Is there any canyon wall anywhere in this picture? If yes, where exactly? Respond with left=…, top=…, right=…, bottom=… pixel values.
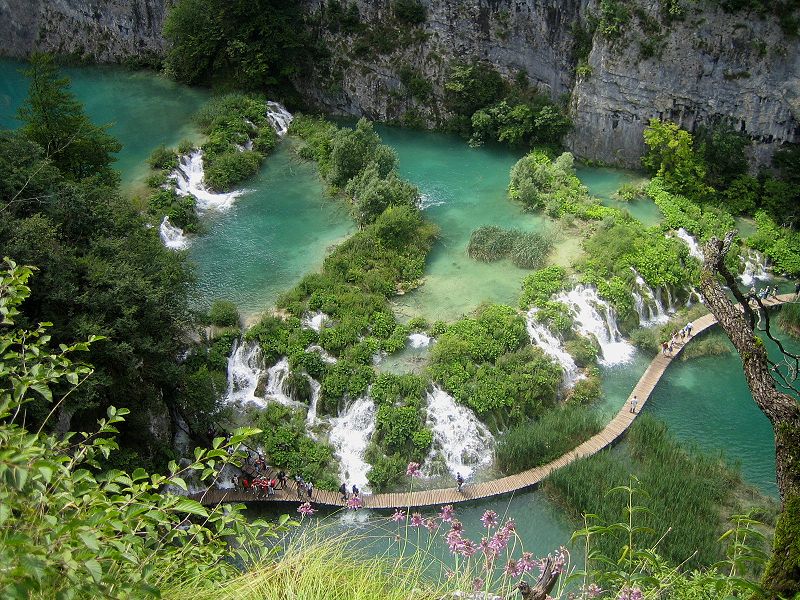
left=0, top=0, right=169, bottom=64
left=1, top=0, right=798, bottom=167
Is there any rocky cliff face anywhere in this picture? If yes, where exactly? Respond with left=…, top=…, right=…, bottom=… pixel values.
left=0, top=0, right=169, bottom=64
left=568, top=0, right=800, bottom=166
left=1, top=0, right=798, bottom=167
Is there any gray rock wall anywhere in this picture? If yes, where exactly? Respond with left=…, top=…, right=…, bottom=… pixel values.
left=1, top=0, right=798, bottom=167
left=0, top=0, right=169, bottom=63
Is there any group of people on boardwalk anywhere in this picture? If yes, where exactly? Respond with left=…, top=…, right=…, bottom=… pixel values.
left=660, top=322, right=694, bottom=356
left=338, top=482, right=361, bottom=501
left=750, top=285, right=779, bottom=304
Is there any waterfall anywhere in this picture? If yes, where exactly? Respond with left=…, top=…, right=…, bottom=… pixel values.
left=408, top=333, right=433, bottom=348
left=525, top=309, right=580, bottom=388
left=302, top=311, right=328, bottom=332
left=740, top=249, right=771, bottom=286
left=171, top=150, right=246, bottom=212
left=224, top=340, right=266, bottom=407
left=159, top=216, right=189, bottom=250
left=264, top=357, right=305, bottom=408
left=305, top=377, right=321, bottom=429
left=556, top=286, right=635, bottom=366
left=676, top=228, right=704, bottom=261
left=306, top=344, right=337, bottom=364
left=630, top=269, right=669, bottom=326
left=265, top=101, right=294, bottom=137
left=424, top=386, right=494, bottom=479
left=328, top=396, right=376, bottom=491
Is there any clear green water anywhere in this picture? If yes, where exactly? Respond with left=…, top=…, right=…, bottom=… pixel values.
left=187, top=144, right=354, bottom=317
left=575, top=165, right=662, bottom=226
left=0, top=59, right=208, bottom=194
left=1, top=61, right=781, bottom=551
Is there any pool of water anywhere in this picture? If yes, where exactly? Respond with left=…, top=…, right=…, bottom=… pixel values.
left=0, top=59, right=208, bottom=194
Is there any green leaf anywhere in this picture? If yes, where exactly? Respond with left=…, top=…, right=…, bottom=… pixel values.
left=173, top=498, right=209, bottom=518
left=79, top=531, right=100, bottom=552
left=84, top=558, right=102, bottom=583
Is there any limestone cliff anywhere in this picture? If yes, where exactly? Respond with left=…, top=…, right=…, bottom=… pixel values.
left=1, top=0, right=798, bottom=167
left=0, top=0, right=168, bottom=64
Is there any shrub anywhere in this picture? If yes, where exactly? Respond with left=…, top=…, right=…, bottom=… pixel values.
left=494, top=404, right=603, bottom=474
left=567, top=369, right=602, bottom=404
left=466, top=226, right=517, bottom=262
left=393, top=0, right=426, bottom=24
left=204, top=150, right=263, bottom=191
left=208, top=299, right=240, bottom=327
left=148, top=144, right=178, bottom=170
left=564, top=335, right=599, bottom=367
left=519, top=266, right=567, bottom=308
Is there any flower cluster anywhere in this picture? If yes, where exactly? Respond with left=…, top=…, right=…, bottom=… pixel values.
left=480, top=509, right=498, bottom=528
left=618, top=587, right=643, bottom=600
left=585, top=583, right=603, bottom=598
left=346, top=496, right=363, bottom=510
left=406, top=462, right=422, bottom=477
left=439, top=504, right=455, bottom=522
left=391, top=508, right=406, bottom=522
left=297, top=502, right=316, bottom=516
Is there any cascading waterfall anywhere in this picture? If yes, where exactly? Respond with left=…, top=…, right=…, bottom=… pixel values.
left=424, top=386, right=494, bottom=479
left=408, top=333, right=433, bottom=348
left=171, top=150, right=247, bottom=212
left=302, top=312, right=328, bottom=332
left=740, top=249, right=771, bottom=286
left=265, top=101, right=294, bottom=137
left=305, top=377, right=321, bottom=429
left=556, top=286, right=635, bottom=366
left=630, top=269, right=669, bottom=326
left=328, top=396, right=377, bottom=491
left=264, top=357, right=305, bottom=408
left=525, top=309, right=580, bottom=387
left=224, top=340, right=266, bottom=407
left=159, top=216, right=189, bottom=250
left=676, top=228, right=704, bottom=261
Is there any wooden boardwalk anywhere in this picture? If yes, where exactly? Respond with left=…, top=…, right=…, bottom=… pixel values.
left=191, top=294, right=793, bottom=510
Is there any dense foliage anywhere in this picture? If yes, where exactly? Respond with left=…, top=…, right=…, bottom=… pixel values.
left=1, top=60, right=197, bottom=469
left=444, top=60, right=572, bottom=148
left=467, top=226, right=553, bottom=269
left=0, top=261, right=281, bottom=598
left=547, top=415, right=762, bottom=569
left=193, top=93, right=279, bottom=191
left=495, top=405, right=603, bottom=474
left=163, top=0, right=316, bottom=91
left=508, top=151, right=616, bottom=220
left=427, top=304, right=562, bottom=429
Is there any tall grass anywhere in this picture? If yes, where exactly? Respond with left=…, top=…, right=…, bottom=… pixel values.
left=545, top=415, right=752, bottom=568
left=467, top=226, right=552, bottom=269
left=778, top=301, right=800, bottom=338
left=495, top=405, right=603, bottom=474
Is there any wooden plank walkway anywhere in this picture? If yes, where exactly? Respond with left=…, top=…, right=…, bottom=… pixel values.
left=191, top=294, right=793, bottom=510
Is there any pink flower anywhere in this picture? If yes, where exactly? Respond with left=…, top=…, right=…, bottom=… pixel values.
left=406, top=462, right=421, bottom=477
left=297, top=502, right=316, bottom=516
left=501, top=518, right=516, bottom=533
left=425, top=517, right=439, bottom=532
left=586, top=583, right=603, bottom=598
left=410, top=512, right=424, bottom=527
left=391, top=508, right=406, bottom=522
left=518, top=552, right=536, bottom=574
left=472, top=577, right=484, bottom=592
left=489, top=529, right=510, bottom=553
left=504, top=559, right=519, bottom=577
left=449, top=518, right=463, bottom=533
left=446, top=530, right=463, bottom=552
left=618, top=588, right=643, bottom=600
left=460, top=538, right=477, bottom=557
left=439, top=504, right=455, bottom=522
left=346, top=496, right=363, bottom=510
left=480, top=509, right=498, bottom=528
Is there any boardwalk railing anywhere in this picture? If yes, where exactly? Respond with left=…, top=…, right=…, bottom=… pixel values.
left=190, top=294, right=793, bottom=509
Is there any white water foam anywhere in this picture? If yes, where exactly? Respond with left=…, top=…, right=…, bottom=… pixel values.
left=525, top=309, right=580, bottom=388
left=159, top=216, right=189, bottom=250
left=266, top=101, right=294, bottom=137
left=329, top=396, right=376, bottom=492
left=556, top=285, right=635, bottom=366
left=172, top=150, right=247, bottom=212
left=302, top=312, right=328, bottom=332
left=630, top=269, right=670, bottom=326
left=224, top=340, right=266, bottom=407
left=424, top=386, right=494, bottom=479
left=740, top=249, right=771, bottom=286
left=676, top=228, right=704, bottom=261
left=408, top=333, right=433, bottom=348
left=264, top=357, right=305, bottom=409
left=306, top=377, right=321, bottom=429
left=419, top=193, right=445, bottom=210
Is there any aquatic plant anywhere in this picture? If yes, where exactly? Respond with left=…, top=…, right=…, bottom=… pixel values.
left=494, top=405, right=603, bottom=474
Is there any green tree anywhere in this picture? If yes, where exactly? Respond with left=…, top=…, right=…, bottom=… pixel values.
left=18, top=54, right=121, bottom=184
left=642, top=119, right=713, bottom=202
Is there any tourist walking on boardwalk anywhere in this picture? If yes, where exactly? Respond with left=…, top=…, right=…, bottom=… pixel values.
left=277, top=470, right=286, bottom=489
left=661, top=341, right=669, bottom=356
left=306, top=481, right=314, bottom=500
left=630, top=395, right=638, bottom=414
left=294, top=474, right=305, bottom=499
left=795, top=281, right=800, bottom=299
left=352, top=484, right=360, bottom=498
left=339, top=482, right=348, bottom=501
left=232, top=475, right=239, bottom=490
left=456, top=472, right=464, bottom=493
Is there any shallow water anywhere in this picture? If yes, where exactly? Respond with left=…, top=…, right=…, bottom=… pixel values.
left=0, top=59, right=208, bottom=194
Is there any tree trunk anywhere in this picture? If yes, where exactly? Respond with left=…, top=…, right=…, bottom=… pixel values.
left=700, top=233, right=800, bottom=597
